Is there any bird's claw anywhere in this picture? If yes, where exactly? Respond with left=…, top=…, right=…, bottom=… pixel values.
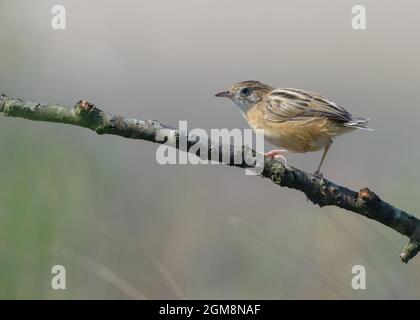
left=264, top=150, right=287, bottom=165
left=313, top=170, right=324, bottom=179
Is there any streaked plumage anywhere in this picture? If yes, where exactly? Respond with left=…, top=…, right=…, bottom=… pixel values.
left=215, top=80, right=371, bottom=176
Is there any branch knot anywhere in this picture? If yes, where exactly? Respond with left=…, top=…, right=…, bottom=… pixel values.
left=358, top=187, right=381, bottom=208
left=74, top=100, right=98, bottom=114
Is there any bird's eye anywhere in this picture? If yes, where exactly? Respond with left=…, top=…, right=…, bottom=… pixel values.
left=241, top=88, right=251, bottom=96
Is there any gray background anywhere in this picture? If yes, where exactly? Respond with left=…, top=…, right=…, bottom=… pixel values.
left=0, top=0, right=419, bottom=298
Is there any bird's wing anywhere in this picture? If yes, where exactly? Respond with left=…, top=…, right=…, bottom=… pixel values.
left=262, top=88, right=352, bottom=123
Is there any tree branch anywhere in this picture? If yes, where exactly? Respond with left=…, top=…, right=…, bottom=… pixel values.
left=1, top=93, right=419, bottom=263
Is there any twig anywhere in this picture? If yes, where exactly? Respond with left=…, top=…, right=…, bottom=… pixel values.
left=1, top=94, right=419, bottom=263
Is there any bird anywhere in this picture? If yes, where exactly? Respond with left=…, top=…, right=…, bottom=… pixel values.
left=215, top=80, right=372, bottom=177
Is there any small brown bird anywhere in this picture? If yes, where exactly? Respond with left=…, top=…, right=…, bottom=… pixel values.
left=215, top=80, right=371, bottom=177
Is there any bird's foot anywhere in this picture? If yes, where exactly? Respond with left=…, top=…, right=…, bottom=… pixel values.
left=313, top=170, right=324, bottom=179
left=264, top=149, right=287, bottom=165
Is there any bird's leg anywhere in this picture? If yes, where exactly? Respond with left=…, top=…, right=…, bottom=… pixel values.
left=264, top=149, right=287, bottom=165
left=313, top=142, right=332, bottom=178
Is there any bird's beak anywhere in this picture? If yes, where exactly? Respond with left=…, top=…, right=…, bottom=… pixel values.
left=214, top=90, right=233, bottom=98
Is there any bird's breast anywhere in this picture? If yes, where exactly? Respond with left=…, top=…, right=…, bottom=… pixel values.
left=245, top=107, right=343, bottom=153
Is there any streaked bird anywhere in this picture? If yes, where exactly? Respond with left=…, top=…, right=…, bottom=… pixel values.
left=215, top=80, right=372, bottom=177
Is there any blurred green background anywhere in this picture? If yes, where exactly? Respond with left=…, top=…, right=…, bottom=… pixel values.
left=0, top=0, right=419, bottom=299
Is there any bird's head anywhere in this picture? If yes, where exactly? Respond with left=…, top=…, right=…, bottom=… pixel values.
left=215, top=80, right=274, bottom=112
